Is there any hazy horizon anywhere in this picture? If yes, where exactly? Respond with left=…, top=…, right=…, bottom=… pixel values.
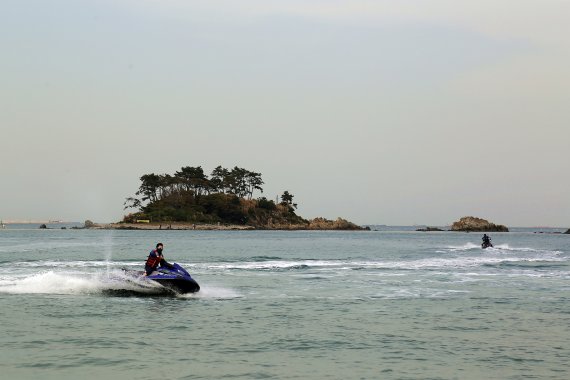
left=2, top=1, right=569, bottom=227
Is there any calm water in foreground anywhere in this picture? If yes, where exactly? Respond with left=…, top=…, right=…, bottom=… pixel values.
left=0, top=227, right=568, bottom=379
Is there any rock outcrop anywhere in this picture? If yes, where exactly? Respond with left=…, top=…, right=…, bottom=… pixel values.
left=84, top=220, right=98, bottom=229
left=416, top=227, right=444, bottom=232
left=252, top=217, right=368, bottom=230
left=450, top=216, right=509, bottom=232
left=564, top=229, right=570, bottom=234
left=307, top=217, right=367, bottom=230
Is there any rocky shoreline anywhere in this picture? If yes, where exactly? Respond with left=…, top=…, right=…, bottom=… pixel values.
left=90, top=217, right=369, bottom=231
left=96, top=222, right=254, bottom=231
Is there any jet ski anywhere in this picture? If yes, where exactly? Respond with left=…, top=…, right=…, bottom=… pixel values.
left=481, top=241, right=493, bottom=249
left=123, top=263, right=200, bottom=294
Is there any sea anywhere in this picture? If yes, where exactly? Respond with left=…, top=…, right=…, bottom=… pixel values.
left=0, top=224, right=568, bottom=379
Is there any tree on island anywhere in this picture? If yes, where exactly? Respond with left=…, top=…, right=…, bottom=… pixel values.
left=137, top=173, right=162, bottom=203
left=175, top=166, right=208, bottom=197
left=280, top=191, right=298, bottom=210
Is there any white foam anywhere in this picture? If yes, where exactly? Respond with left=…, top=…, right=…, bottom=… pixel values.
left=442, top=242, right=562, bottom=254
left=0, top=270, right=167, bottom=295
left=490, top=244, right=561, bottom=253
left=185, top=252, right=569, bottom=274
left=0, top=271, right=101, bottom=294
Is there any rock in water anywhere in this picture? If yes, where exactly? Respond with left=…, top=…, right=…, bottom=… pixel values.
left=307, top=217, right=366, bottom=230
left=416, top=227, right=444, bottom=232
left=450, top=216, right=509, bottom=232
left=564, top=229, right=570, bottom=234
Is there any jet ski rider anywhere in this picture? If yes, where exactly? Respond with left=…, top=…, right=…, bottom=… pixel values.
left=144, top=243, right=174, bottom=276
left=482, top=234, right=491, bottom=246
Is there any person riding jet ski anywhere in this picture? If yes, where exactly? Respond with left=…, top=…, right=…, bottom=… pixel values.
left=144, top=242, right=174, bottom=276
left=481, top=234, right=493, bottom=249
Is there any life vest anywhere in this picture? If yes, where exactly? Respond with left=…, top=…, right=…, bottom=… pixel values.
left=145, top=250, right=162, bottom=269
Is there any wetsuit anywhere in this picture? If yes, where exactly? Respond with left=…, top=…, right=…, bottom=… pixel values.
left=145, top=249, right=173, bottom=275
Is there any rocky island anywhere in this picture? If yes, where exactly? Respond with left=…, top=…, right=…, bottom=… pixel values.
left=450, top=216, right=509, bottom=232
left=115, top=165, right=367, bottom=231
left=415, top=227, right=445, bottom=232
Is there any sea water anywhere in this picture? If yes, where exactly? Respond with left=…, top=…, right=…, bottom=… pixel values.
left=0, top=227, right=568, bottom=379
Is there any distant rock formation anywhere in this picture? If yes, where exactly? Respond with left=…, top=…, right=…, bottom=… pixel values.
left=307, top=217, right=367, bottom=230
left=564, top=229, right=570, bottom=234
left=450, top=216, right=509, bottom=232
left=256, top=217, right=368, bottom=230
left=84, top=220, right=97, bottom=229
left=416, top=227, right=444, bottom=232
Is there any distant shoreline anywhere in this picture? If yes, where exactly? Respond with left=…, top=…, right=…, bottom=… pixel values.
left=1, top=221, right=69, bottom=224
left=91, top=221, right=370, bottom=231
left=1, top=222, right=567, bottom=233
left=96, top=222, right=254, bottom=231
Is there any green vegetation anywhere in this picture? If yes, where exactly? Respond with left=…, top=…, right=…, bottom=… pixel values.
left=123, top=165, right=306, bottom=227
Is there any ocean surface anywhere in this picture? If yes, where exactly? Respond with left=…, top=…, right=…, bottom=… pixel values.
left=0, top=226, right=568, bottom=379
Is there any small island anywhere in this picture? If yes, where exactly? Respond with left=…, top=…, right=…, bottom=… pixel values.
left=450, top=216, right=509, bottom=232
left=113, top=165, right=367, bottom=231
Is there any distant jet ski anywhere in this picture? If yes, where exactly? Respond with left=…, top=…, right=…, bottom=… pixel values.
left=123, top=263, right=200, bottom=294
left=481, top=234, right=493, bottom=249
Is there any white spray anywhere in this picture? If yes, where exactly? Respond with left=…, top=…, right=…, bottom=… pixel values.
left=102, top=231, right=114, bottom=277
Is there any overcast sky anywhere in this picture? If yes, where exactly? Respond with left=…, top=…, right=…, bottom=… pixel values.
left=1, top=0, right=569, bottom=226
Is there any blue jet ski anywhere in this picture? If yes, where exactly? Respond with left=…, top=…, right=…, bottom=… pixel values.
left=123, top=263, right=200, bottom=294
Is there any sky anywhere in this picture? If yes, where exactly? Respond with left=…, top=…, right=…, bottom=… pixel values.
left=1, top=0, right=569, bottom=226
